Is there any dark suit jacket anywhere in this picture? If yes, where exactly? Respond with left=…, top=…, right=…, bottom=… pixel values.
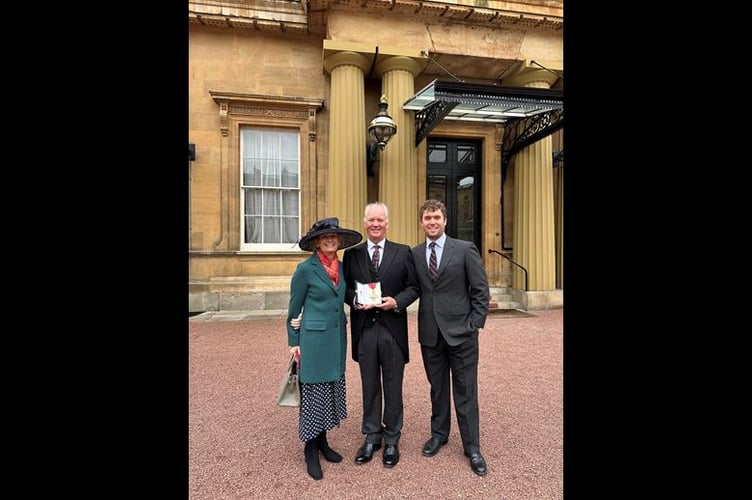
left=343, top=240, right=419, bottom=363
left=411, top=236, right=489, bottom=347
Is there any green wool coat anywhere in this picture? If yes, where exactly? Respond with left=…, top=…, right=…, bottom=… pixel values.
left=286, top=253, right=348, bottom=384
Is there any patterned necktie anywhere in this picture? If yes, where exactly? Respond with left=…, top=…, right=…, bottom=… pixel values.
left=428, top=242, right=438, bottom=280
left=372, top=244, right=380, bottom=269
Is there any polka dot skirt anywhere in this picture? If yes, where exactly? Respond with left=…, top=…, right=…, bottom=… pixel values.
left=298, top=375, right=347, bottom=442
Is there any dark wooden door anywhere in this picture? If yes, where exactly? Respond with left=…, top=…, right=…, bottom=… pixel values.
left=426, top=139, right=482, bottom=250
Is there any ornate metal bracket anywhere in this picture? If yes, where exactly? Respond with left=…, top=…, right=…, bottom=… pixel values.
left=501, top=108, right=564, bottom=181
left=414, top=100, right=458, bottom=146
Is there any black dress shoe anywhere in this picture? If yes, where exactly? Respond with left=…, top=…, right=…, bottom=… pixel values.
left=421, top=436, right=448, bottom=456
left=354, top=442, right=381, bottom=464
left=466, top=452, right=487, bottom=476
left=382, top=444, right=400, bottom=468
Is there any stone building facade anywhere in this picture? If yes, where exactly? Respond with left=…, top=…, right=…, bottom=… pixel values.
left=188, top=0, right=564, bottom=312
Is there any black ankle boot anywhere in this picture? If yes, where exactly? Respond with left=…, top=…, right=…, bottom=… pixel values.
left=304, top=439, right=322, bottom=480
left=317, top=431, right=343, bottom=463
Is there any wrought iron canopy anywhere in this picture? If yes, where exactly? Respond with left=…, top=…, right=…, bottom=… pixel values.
left=403, top=79, right=563, bottom=147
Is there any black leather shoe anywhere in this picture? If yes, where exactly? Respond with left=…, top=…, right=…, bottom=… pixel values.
left=421, top=436, right=448, bottom=456
left=466, top=452, right=487, bottom=476
left=354, top=442, right=381, bottom=464
left=382, top=444, right=399, bottom=468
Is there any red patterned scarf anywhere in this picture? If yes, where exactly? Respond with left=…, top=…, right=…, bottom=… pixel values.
left=317, top=251, right=339, bottom=286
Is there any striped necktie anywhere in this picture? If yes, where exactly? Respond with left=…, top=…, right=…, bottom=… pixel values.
left=372, top=244, right=380, bottom=269
left=429, top=242, right=438, bottom=280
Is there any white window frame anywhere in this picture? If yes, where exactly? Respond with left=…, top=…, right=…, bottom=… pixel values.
left=240, top=127, right=301, bottom=251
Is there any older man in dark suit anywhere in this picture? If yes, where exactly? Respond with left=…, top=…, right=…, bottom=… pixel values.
left=343, top=202, right=419, bottom=468
left=411, top=199, right=490, bottom=476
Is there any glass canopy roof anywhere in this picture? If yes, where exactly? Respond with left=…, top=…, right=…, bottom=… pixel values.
left=403, top=79, right=563, bottom=124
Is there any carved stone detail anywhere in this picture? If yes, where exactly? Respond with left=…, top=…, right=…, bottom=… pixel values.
left=229, top=104, right=308, bottom=120
left=308, top=110, right=317, bottom=142
left=219, top=102, right=229, bottom=137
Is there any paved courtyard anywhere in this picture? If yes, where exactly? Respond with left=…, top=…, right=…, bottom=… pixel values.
left=189, top=308, right=563, bottom=499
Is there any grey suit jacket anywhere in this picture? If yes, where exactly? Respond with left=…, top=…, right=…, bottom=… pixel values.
left=411, top=236, right=489, bottom=347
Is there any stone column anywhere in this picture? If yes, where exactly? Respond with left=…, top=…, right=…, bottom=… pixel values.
left=373, top=56, right=423, bottom=246
left=505, top=69, right=559, bottom=291
left=323, top=51, right=370, bottom=230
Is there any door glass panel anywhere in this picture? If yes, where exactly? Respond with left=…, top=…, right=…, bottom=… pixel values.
left=456, top=175, right=475, bottom=242
left=427, top=175, right=447, bottom=203
left=457, top=145, right=476, bottom=164
left=428, top=144, right=447, bottom=163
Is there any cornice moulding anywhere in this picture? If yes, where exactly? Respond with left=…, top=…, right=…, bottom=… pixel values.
left=189, top=0, right=563, bottom=34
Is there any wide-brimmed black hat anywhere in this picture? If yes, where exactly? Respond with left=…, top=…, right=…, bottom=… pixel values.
left=298, top=217, right=363, bottom=251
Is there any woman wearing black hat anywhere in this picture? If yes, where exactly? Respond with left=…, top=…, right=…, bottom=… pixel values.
left=285, top=217, right=363, bottom=480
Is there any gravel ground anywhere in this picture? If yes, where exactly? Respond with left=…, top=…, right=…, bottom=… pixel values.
left=189, top=309, right=563, bottom=499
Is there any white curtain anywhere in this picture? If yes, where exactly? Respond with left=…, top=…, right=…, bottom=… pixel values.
left=241, top=128, right=299, bottom=244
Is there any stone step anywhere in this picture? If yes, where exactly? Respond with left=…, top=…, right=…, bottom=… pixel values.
left=488, top=285, right=521, bottom=310
left=489, top=300, right=522, bottom=310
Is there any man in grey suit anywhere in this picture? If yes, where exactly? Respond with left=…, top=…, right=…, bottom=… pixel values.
left=411, top=199, right=490, bottom=476
left=343, top=202, right=419, bottom=468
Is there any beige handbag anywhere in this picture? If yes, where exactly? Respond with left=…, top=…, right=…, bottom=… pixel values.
left=276, top=355, right=300, bottom=407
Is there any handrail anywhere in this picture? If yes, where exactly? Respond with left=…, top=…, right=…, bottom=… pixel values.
left=488, top=249, right=528, bottom=291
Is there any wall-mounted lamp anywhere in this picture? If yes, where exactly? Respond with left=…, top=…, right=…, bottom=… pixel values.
left=368, top=95, right=397, bottom=149
left=366, top=95, right=397, bottom=176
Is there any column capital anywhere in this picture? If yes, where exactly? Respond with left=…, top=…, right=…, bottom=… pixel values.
left=323, top=50, right=371, bottom=75
left=373, top=55, right=424, bottom=79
